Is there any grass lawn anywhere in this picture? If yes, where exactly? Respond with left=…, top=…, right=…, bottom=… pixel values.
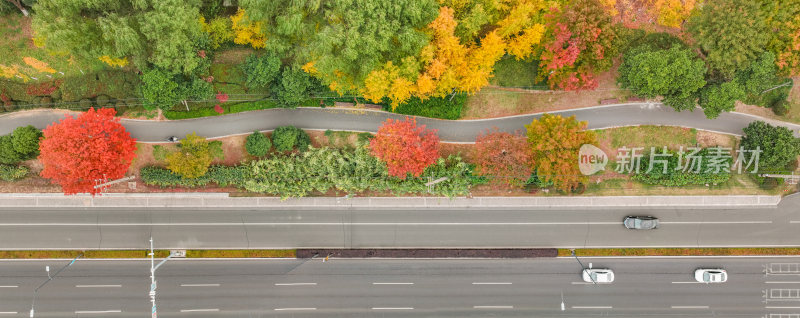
left=0, top=15, right=106, bottom=82
left=489, top=55, right=546, bottom=88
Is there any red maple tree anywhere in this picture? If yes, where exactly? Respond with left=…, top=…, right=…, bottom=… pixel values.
left=473, top=129, right=532, bottom=188
left=369, top=117, right=440, bottom=179
left=38, top=107, right=137, bottom=195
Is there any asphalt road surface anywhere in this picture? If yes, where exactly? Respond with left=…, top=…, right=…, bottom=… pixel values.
left=2, top=104, right=799, bottom=142
left=1, top=194, right=799, bottom=250
left=0, top=257, right=797, bottom=317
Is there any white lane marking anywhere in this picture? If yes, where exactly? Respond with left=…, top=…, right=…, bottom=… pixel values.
left=766, top=306, right=800, bottom=309
left=671, top=281, right=703, bottom=284
left=76, top=285, right=121, bottom=288
left=274, top=308, right=316, bottom=311
left=180, top=284, right=220, bottom=287
left=180, top=309, right=219, bottom=312
left=571, top=306, right=612, bottom=309
left=767, top=282, right=800, bottom=284
left=472, top=282, right=512, bottom=285
left=661, top=221, right=772, bottom=224
left=671, top=306, right=709, bottom=309
left=373, top=282, right=414, bottom=285
left=74, top=310, right=122, bottom=314
left=0, top=286, right=17, bottom=288
left=474, top=306, right=513, bottom=309
left=372, top=307, right=414, bottom=310
left=275, top=283, right=316, bottom=286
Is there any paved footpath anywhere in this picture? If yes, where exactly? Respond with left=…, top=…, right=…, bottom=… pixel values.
left=1, top=103, right=800, bottom=142
left=0, top=193, right=781, bottom=208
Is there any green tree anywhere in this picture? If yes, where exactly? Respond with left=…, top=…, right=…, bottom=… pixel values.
left=740, top=121, right=800, bottom=172
left=165, top=133, right=223, bottom=178
left=687, top=0, right=768, bottom=79
left=140, top=68, right=181, bottom=110
left=273, top=67, right=312, bottom=108
left=33, top=0, right=206, bottom=75
left=242, top=0, right=438, bottom=94
left=0, top=136, right=22, bottom=165
left=242, top=53, right=281, bottom=89
left=245, top=131, right=271, bottom=157
left=618, top=47, right=707, bottom=111
left=271, top=126, right=310, bottom=152
left=10, top=125, right=42, bottom=159
left=698, top=81, right=746, bottom=119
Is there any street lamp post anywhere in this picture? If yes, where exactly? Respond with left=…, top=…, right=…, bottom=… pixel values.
left=30, top=254, right=82, bottom=317
left=149, top=237, right=176, bottom=318
left=571, top=249, right=597, bottom=285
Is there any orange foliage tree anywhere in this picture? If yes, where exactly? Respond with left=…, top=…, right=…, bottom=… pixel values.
left=38, top=108, right=137, bottom=195
left=538, top=0, right=617, bottom=91
left=473, top=128, right=532, bottom=188
left=525, top=114, right=596, bottom=192
left=369, top=117, right=440, bottom=179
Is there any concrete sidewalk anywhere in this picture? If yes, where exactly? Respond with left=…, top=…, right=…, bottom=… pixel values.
left=0, top=193, right=781, bottom=208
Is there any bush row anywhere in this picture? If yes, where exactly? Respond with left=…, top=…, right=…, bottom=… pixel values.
left=0, top=164, right=29, bottom=182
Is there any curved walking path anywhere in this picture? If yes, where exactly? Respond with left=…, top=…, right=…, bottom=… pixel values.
left=1, top=103, right=799, bottom=143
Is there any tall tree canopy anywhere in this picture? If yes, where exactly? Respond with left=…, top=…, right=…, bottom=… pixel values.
left=525, top=114, right=595, bottom=192
left=473, top=129, right=532, bottom=188
left=33, top=0, right=207, bottom=75
left=369, top=117, right=440, bottom=179
left=687, top=0, right=768, bottom=80
left=38, top=108, right=137, bottom=195
left=538, top=0, right=617, bottom=90
left=740, top=121, right=800, bottom=173
left=618, top=47, right=706, bottom=112
left=760, top=0, right=800, bottom=76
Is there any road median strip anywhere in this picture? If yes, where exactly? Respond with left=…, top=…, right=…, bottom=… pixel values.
left=560, top=248, right=800, bottom=257
left=0, top=249, right=295, bottom=259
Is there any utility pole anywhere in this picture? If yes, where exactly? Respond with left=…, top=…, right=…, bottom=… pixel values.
left=149, top=237, right=176, bottom=318
left=30, top=254, right=82, bottom=317
left=571, top=249, right=596, bottom=285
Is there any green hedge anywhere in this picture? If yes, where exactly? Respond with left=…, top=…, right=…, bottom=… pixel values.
left=163, top=100, right=279, bottom=120
left=140, top=165, right=248, bottom=188
left=629, top=148, right=731, bottom=186
left=387, top=94, right=466, bottom=120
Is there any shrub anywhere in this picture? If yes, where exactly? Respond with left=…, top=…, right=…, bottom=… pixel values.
left=141, top=165, right=247, bottom=188
left=772, top=100, right=789, bottom=115
left=95, top=95, right=110, bottom=107
left=11, top=125, right=42, bottom=159
left=0, top=164, right=28, bottom=182
left=272, top=126, right=310, bottom=152
left=760, top=177, right=781, bottom=190
left=3, top=102, right=17, bottom=112
left=0, top=135, right=23, bottom=165
left=242, top=53, right=281, bottom=89
left=165, top=133, right=220, bottom=179
left=78, top=98, right=92, bottom=109
left=40, top=96, right=53, bottom=107
left=245, top=131, right=271, bottom=157
left=140, top=68, right=180, bottom=110
left=114, top=100, right=127, bottom=110
left=152, top=145, right=168, bottom=161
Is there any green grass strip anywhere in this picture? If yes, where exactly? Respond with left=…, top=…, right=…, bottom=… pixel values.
left=559, top=248, right=800, bottom=257
left=0, top=250, right=295, bottom=259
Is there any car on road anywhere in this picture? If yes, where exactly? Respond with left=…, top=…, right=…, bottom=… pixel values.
left=582, top=268, right=615, bottom=283
left=623, top=216, right=659, bottom=229
left=695, top=269, right=727, bottom=283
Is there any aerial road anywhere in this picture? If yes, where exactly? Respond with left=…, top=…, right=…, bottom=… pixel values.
left=0, top=194, right=799, bottom=249
left=0, top=257, right=797, bottom=317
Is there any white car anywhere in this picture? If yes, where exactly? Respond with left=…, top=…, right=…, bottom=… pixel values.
left=695, top=269, right=727, bottom=283
left=582, top=268, right=615, bottom=283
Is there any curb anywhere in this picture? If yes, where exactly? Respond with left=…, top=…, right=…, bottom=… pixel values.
left=0, top=193, right=782, bottom=208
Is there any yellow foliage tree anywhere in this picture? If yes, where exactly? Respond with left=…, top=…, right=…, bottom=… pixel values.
left=23, top=57, right=56, bottom=73
left=98, top=55, right=128, bottom=68
left=231, top=9, right=267, bottom=49
left=650, top=0, right=701, bottom=28
left=525, top=114, right=596, bottom=192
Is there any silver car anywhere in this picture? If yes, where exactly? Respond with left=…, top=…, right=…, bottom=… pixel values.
left=623, top=216, right=659, bottom=229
